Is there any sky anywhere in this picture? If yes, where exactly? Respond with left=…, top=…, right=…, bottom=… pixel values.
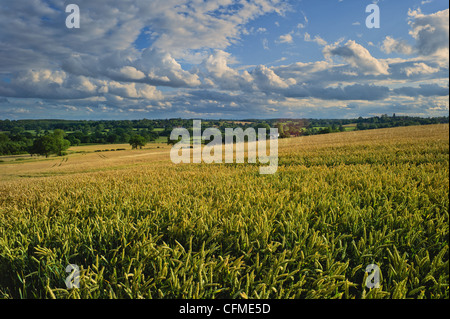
left=0, top=0, right=448, bottom=120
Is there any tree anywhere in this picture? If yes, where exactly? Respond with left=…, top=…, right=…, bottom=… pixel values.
left=167, top=135, right=183, bottom=145
left=129, top=135, right=147, bottom=149
left=30, top=130, right=70, bottom=157
left=0, top=133, right=9, bottom=143
left=35, top=127, right=42, bottom=137
left=53, top=129, right=71, bottom=156
left=30, top=135, right=56, bottom=157
left=67, top=134, right=81, bottom=146
left=356, top=122, right=366, bottom=131
left=106, top=133, right=119, bottom=143
left=254, top=122, right=271, bottom=130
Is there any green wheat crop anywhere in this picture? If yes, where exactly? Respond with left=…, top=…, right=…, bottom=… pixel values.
left=0, top=124, right=448, bottom=299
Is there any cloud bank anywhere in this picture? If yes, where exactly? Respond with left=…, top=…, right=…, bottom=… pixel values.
left=0, top=1, right=448, bottom=119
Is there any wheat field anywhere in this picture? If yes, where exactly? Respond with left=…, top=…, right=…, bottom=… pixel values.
left=0, top=124, right=448, bottom=299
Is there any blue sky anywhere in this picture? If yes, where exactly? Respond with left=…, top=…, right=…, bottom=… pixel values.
left=0, top=0, right=448, bottom=120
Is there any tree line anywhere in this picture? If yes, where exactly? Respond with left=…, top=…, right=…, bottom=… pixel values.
left=272, top=115, right=449, bottom=138
left=0, top=115, right=448, bottom=156
left=0, top=126, right=157, bottom=156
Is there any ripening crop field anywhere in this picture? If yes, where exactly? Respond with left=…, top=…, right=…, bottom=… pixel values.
left=0, top=124, right=448, bottom=299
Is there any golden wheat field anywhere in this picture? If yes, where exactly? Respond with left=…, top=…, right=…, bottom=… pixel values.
left=0, top=124, right=448, bottom=299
